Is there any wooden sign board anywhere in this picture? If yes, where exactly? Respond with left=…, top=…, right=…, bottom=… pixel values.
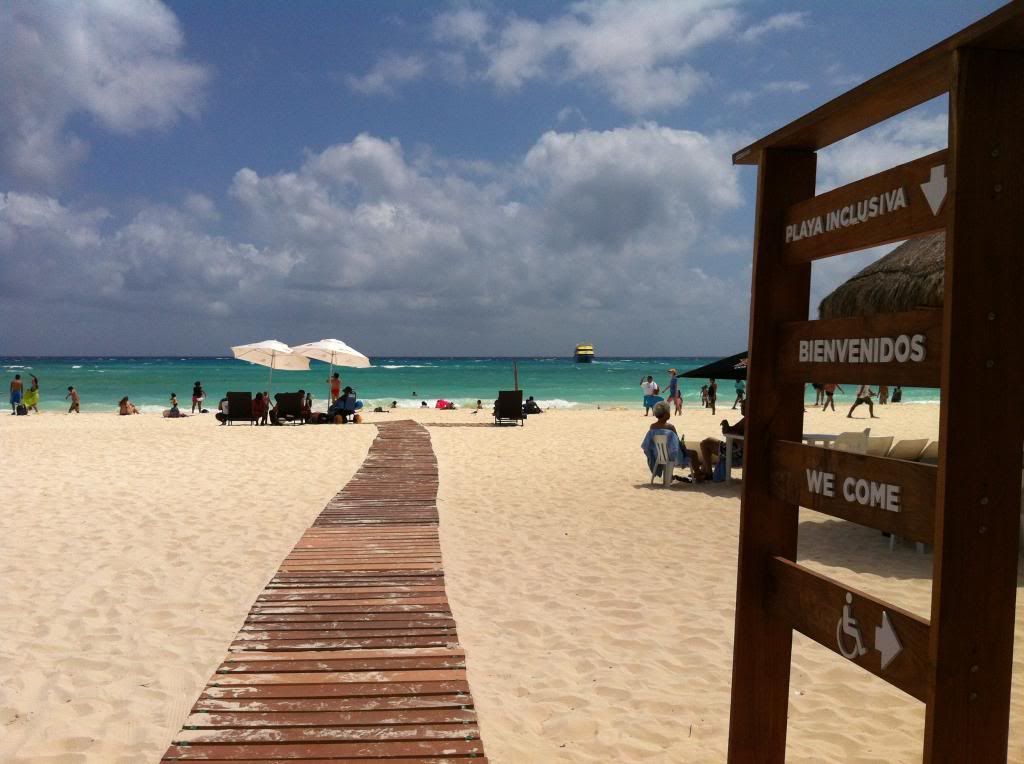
left=770, top=441, right=936, bottom=543
left=783, top=151, right=948, bottom=262
left=767, top=557, right=931, bottom=701
left=777, top=309, right=942, bottom=387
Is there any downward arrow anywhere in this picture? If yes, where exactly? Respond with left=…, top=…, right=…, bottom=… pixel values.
left=875, top=611, right=903, bottom=670
left=920, top=164, right=947, bottom=215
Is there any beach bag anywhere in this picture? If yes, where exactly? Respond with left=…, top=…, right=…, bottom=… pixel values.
left=15, top=404, right=27, bottom=415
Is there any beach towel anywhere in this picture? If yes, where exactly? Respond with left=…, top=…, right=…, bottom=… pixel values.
left=643, top=394, right=664, bottom=409
left=641, top=429, right=684, bottom=476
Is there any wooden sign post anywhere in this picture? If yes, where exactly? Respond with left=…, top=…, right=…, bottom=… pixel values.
left=727, top=4, right=1024, bottom=762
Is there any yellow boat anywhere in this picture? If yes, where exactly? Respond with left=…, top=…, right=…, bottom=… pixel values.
left=574, top=343, right=595, bottom=363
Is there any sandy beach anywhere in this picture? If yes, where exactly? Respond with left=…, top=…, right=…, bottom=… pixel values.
left=1, top=404, right=1021, bottom=762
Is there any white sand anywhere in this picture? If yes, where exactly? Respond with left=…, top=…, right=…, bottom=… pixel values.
left=0, top=404, right=1021, bottom=762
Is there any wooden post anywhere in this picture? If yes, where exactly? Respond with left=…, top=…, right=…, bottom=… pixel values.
left=727, top=148, right=816, bottom=761
left=924, top=46, right=1024, bottom=762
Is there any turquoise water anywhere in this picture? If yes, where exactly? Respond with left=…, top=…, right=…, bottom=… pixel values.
left=2, top=356, right=940, bottom=413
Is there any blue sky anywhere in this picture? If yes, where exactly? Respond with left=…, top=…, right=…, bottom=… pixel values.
left=0, top=0, right=1003, bottom=356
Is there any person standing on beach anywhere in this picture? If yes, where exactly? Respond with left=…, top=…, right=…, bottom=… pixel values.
left=23, top=375, right=40, bottom=413
left=878, top=384, right=889, bottom=405
left=666, top=369, right=682, bottom=415
left=65, top=386, right=80, bottom=413
left=847, top=384, right=878, bottom=418
left=812, top=383, right=825, bottom=407
left=822, top=382, right=844, bottom=411
left=328, top=372, right=341, bottom=404
left=892, top=385, right=903, bottom=403
left=640, top=375, right=660, bottom=416
left=707, top=378, right=718, bottom=416
left=733, top=379, right=745, bottom=409
left=9, top=373, right=23, bottom=414
left=191, top=381, right=205, bottom=413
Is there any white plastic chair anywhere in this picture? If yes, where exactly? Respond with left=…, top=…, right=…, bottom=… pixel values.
left=651, top=432, right=675, bottom=487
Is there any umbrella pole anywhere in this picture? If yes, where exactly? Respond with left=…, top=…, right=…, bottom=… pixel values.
left=513, top=361, right=519, bottom=391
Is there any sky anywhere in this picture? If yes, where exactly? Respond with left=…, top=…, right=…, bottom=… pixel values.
left=0, top=0, right=1005, bottom=357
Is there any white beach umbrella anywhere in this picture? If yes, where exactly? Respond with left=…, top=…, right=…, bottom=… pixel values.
left=292, top=338, right=371, bottom=397
left=231, top=339, right=310, bottom=392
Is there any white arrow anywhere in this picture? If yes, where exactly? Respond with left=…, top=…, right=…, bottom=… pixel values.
left=920, top=164, right=947, bottom=216
left=875, top=611, right=903, bottom=670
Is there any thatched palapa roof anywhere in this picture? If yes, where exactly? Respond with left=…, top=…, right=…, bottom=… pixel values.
left=818, top=232, right=945, bottom=320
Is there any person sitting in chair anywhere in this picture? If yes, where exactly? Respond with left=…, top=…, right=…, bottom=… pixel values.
left=327, top=386, right=358, bottom=422
left=696, top=399, right=746, bottom=480
left=642, top=401, right=700, bottom=481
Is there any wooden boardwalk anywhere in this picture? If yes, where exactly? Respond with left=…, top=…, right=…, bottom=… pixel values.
left=163, top=421, right=487, bottom=762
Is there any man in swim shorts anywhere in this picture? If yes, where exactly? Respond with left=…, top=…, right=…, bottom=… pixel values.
left=65, top=386, right=80, bottom=413
left=10, top=373, right=24, bottom=414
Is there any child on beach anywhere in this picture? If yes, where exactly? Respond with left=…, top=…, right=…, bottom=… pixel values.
left=119, top=396, right=140, bottom=415
left=65, top=386, right=80, bottom=413
left=328, top=373, right=341, bottom=404
left=252, top=392, right=268, bottom=425
left=164, top=393, right=183, bottom=418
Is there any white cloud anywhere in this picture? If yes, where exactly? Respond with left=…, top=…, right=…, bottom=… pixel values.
left=434, top=0, right=741, bottom=115
left=727, top=79, right=808, bottom=106
left=816, top=111, right=947, bottom=192
left=763, top=80, right=809, bottom=94
left=2, top=125, right=750, bottom=353
left=739, top=11, right=808, bottom=42
left=810, top=109, right=948, bottom=316
left=432, top=8, right=490, bottom=45
left=345, top=55, right=426, bottom=96
left=0, top=0, right=208, bottom=186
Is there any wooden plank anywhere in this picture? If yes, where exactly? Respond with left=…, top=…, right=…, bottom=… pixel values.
left=184, top=708, right=476, bottom=728
left=925, top=47, right=1024, bottom=763
left=163, top=739, right=484, bottom=760
left=174, top=723, right=478, bottom=743
left=733, top=2, right=1024, bottom=164
left=210, top=670, right=467, bottom=686
left=783, top=151, right=948, bottom=262
left=221, top=648, right=465, bottom=662
left=192, top=696, right=472, bottom=713
left=767, top=558, right=931, bottom=701
left=777, top=309, right=943, bottom=387
left=727, top=147, right=817, bottom=761
left=770, top=441, right=936, bottom=542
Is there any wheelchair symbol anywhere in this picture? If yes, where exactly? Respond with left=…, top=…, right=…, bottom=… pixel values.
left=836, top=593, right=868, bottom=659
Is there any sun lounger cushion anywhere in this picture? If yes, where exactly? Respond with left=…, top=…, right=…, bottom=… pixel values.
left=918, top=441, right=940, bottom=464
left=866, top=435, right=895, bottom=457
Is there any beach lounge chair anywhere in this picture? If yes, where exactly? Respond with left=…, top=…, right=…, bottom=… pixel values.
left=830, top=428, right=870, bottom=454
left=886, top=438, right=929, bottom=461
left=493, top=390, right=525, bottom=426
left=226, top=391, right=255, bottom=425
left=917, top=441, right=940, bottom=465
left=274, top=392, right=305, bottom=424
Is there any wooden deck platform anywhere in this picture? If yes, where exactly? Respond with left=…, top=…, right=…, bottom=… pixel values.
left=163, top=421, right=487, bottom=762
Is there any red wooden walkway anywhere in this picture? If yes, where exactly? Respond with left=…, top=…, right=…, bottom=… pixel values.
left=163, top=421, right=487, bottom=762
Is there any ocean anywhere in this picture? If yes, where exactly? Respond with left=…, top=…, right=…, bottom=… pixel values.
left=1, top=356, right=940, bottom=414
